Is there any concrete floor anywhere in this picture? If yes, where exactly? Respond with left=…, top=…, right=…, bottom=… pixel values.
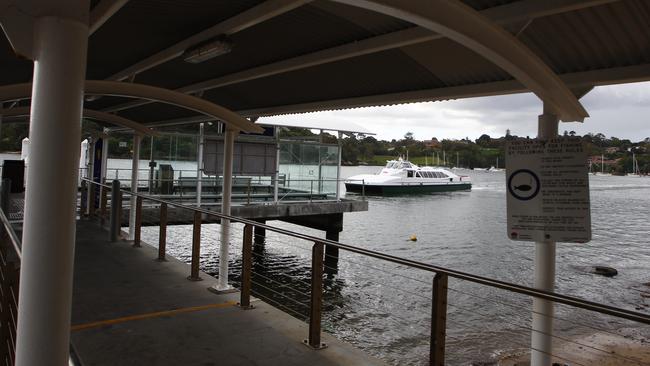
left=71, top=220, right=384, bottom=366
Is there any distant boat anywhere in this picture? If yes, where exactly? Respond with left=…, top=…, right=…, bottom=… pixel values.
left=345, top=158, right=471, bottom=195
left=489, top=157, right=504, bottom=172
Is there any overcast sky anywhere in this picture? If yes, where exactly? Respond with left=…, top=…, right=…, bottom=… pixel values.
left=261, top=81, right=650, bottom=142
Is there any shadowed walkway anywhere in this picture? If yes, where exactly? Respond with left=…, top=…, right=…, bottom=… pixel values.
left=70, top=220, right=384, bottom=366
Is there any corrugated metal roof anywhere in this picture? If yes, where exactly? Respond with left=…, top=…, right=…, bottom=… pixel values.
left=2, top=0, right=649, bottom=124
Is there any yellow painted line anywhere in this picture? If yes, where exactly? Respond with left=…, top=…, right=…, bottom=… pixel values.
left=71, top=301, right=238, bottom=332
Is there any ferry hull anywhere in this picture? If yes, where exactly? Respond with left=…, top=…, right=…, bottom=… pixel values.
left=345, top=182, right=471, bottom=195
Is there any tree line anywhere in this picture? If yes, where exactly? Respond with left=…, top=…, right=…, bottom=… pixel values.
left=2, top=122, right=648, bottom=175
left=339, top=130, right=650, bottom=175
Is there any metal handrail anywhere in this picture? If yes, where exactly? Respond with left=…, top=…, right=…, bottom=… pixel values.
left=82, top=177, right=650, bottom=325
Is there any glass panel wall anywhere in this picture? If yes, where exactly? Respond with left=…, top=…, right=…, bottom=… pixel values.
left=279, top=141, right=340, bottom=200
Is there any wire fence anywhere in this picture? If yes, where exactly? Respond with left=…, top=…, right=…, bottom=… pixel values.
left=80, top=178, right=650, bottom=366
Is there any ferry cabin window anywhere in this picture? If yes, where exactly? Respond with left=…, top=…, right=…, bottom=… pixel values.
left=407, top=170, right=413, bottom=178
left=401, top=163, right=412, bottom=169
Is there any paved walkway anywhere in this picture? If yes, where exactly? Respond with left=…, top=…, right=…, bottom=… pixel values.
left=71, top=220, right=384, bottom=366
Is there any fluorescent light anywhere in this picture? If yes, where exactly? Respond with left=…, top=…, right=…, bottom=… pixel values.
left=183, top=37, right=232, bottom=64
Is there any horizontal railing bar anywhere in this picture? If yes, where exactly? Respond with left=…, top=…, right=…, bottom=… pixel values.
left=81, top=178, right=650, bottom=325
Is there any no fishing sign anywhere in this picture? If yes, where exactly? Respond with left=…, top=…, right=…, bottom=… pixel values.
left=505, top=137, right=591, bottom=243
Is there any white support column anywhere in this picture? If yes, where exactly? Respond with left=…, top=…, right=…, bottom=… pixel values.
left=531, top=103, right=559, bottom=366
left=196, top=122, right=204, bottom=207
left=336, top=131, right=342, bottom=200
left=128, top=134, right=141, bottom=240
left=215, top=127, right=237, bottom=291
left=101, top=134, right=109, bottom=183
left=86, top=138, right=95, bottom=214
left=16, top=11, right=89, bottom=366
left=273, top=126, right=279, bottom=203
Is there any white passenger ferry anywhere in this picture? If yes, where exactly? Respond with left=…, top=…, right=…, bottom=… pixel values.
left=345, top=158, right=471, bottom=195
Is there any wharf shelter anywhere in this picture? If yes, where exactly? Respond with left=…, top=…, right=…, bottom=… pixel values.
left=0, top=1, right=649, bottom=365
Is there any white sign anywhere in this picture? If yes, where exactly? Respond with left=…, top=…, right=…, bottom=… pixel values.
left=506, top=137, right=591, bottom=243
left=119, top=141, right=128, bottom=148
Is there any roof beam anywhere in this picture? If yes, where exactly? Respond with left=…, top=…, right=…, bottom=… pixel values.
left=233, top=64, right=650, bottom=118
left=0, top=81, right=263, bottom=133
left=333, top=0, right=588, bottom=121
left=102, top=0, right=617, bottom=113
left=105, top=0, right=310, bottom=82
left=89, top=0, right=128, bottom=35
left=0, top=106, right=157, bottom=136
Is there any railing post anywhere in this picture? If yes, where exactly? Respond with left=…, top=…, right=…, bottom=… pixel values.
left=133, top=196, right=143, bottom=247
left=362, top=179, right=366, bottom=200
left=305, top=241, right=326, bottom=349
left=87, top=181, right=96, bottom=218
left=247, top=179, right=252, bottom=205
left=79, top=180, right=87, bottom=216
left=157, top=202, right=167, bottom=261
left=100, top=184, right=108, bottom=226
left=110, top=180, right=121, bottom=242
left=430, top=273, right=448, bottom=366
left=239, top=224, right=253, bottom=309
left=188, top=210, right=202, bottom=281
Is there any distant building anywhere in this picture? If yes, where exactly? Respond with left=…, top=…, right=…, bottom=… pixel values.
left=605, top=147, right=619, bottom=154
left=424, top=138, right=440, bottom=148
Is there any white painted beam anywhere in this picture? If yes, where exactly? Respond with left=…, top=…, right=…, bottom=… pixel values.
left=0, top=80, right=263, bottom=133
left=105, top=0, right=311, bottom=82
left=100, top=0, right=618, bottom=113
left=89, top=0, right=128, bottom=35
left=0, top=106, right=157, bottom=136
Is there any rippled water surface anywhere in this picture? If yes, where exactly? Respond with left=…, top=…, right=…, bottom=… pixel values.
left=142, top=167, right=650, bottom=365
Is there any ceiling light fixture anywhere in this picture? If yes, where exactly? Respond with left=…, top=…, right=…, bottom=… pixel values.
left=183, top=36, right=233, bottom=64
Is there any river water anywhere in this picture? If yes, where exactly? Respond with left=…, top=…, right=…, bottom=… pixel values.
left=136, top=166, right=650, bottom=365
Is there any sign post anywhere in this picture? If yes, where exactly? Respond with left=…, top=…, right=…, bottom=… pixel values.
left=506, top=113, right=591, bottom=366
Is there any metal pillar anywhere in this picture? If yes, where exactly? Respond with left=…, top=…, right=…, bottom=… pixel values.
left=336, top=131, right=342, bottom=200
left=325, top=230, right=340, bottom=259
left=148, top=135, right=155, bottom=194
left=273, top=126, right=279, bottom=203
left=128, top=134, right=141, bottom=240
left=196, top=123, right=204, bottom=207
left=215, top=128, right=237, bottom=291
left=101, top=134, right=108, bottom=184
left=85, top=138, right=95, bottom=215
left=531, top=103, right=558, bottom=366
left=254, top=220, right=266, bottom=245
left=15, top=10, right=89, bottom=366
